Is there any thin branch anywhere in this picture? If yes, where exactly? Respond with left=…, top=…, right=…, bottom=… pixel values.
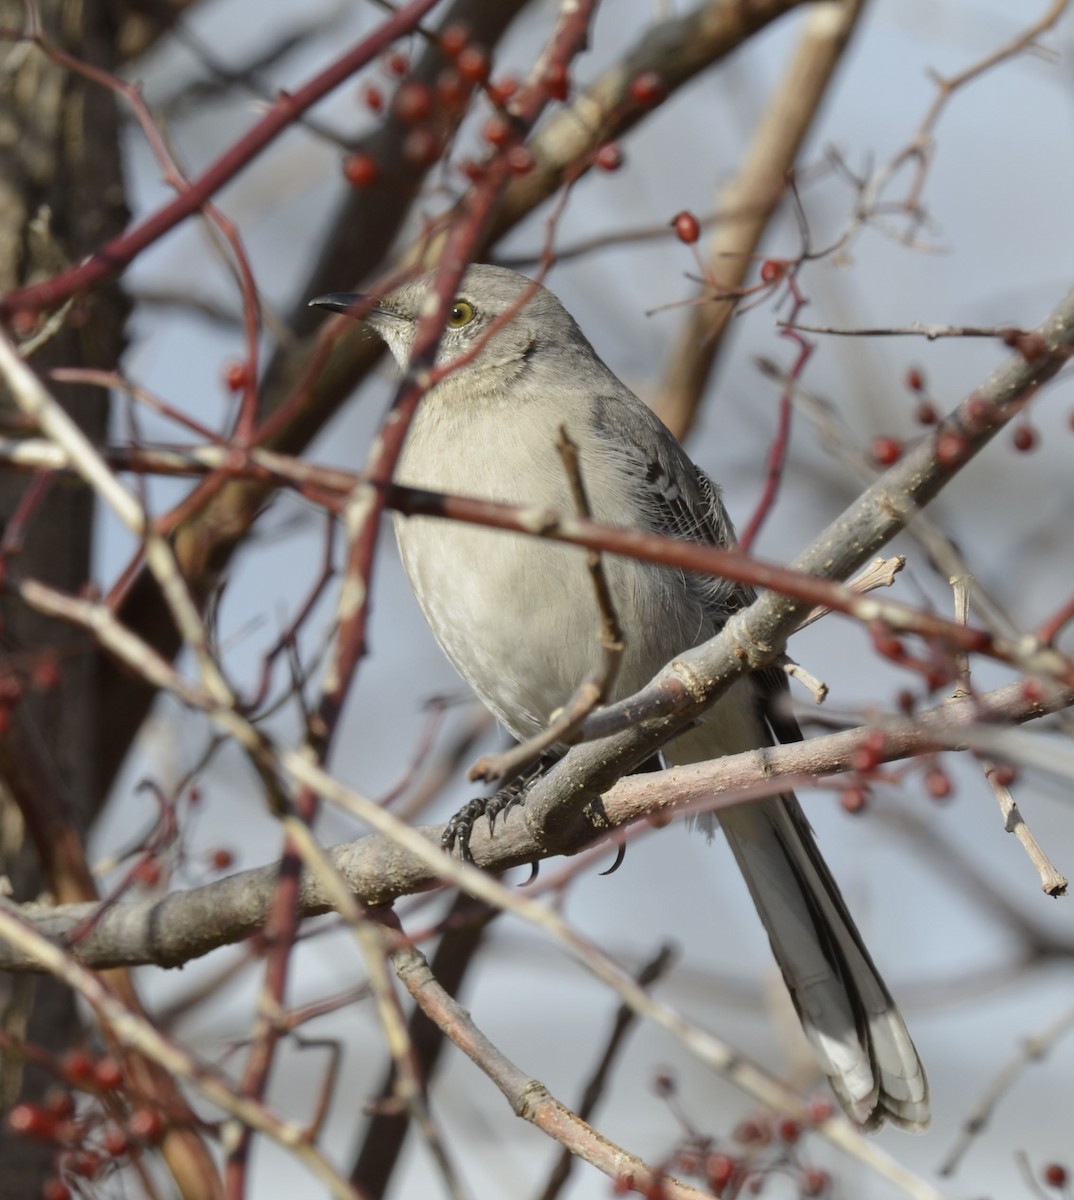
left=940, top=1003, right=1074, bottom=1176
left=534, top=945, right=677, bottom=1200
left=983, top=764, right=1068, bottom=897
left=780, top=320, right=1033, bottom=340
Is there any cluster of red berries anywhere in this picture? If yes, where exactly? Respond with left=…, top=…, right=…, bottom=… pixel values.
left=873, top=356, right=1046, bottom=468
left=0, top=652, right=61, bottom=734
left=631, top=1081, right=835, bottom=1198
left=868, top=620, right=963, bottom=696
left=344, top=34, right=671, bottom=192
left=5, top=1051, right=168, bottom=1199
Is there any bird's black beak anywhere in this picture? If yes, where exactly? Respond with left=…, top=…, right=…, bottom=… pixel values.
left=308, top=292, right=370, bottom=316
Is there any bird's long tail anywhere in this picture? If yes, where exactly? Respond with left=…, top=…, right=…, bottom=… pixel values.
left=718, top=794, right=929, bottom=1130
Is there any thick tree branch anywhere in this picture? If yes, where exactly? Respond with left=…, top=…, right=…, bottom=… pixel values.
left=1, top=679, right=1066, bottom=976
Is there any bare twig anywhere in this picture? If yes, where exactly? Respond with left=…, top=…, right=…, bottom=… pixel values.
left=535, top=945, right=677, bottom=1200
left=983, top=765, right=1068, bottom=898
left=796, top=554, right=905, bottom=630
left=940, top=1003, right=1074, bottom=1175
left=780, top=321, right=1032, bottom=340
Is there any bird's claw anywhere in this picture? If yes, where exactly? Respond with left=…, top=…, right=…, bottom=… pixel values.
left=441, top=751, right=560, bottom=865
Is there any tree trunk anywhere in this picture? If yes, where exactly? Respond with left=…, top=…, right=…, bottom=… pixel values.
left=0, top=0, right=128, bottom=1191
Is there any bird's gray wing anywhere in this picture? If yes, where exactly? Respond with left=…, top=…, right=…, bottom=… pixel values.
left=588, top=393, right=801, bottom=744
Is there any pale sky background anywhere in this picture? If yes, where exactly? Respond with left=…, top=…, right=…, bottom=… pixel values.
left=87, top=2, right=1074, bottom=1197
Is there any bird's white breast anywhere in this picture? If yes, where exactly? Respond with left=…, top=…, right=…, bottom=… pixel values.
left=393, top=390, right=704, bottom=738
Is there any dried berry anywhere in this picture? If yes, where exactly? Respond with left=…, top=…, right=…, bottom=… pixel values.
left=672, top=211, right=700, bottom=244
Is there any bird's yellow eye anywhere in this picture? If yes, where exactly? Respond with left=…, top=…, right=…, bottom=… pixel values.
left=447, top=299, right=476, bottom=328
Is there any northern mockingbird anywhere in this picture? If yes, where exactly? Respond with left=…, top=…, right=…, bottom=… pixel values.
left=312, top=264, right=929, bottom=1131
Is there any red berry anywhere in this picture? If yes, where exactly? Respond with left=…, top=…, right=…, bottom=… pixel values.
left=806, top=1095, right=834, bottom=1123
left=102, top=1126, right=130, bottom=1156
left=456, top=45, right=489, bottom=84
left=870, top=435, right=902, bottom=466
left=706, top=1153, right=737, bottom=1189
left=41, top=1181, right=71, bottom=1200
left=915, top=400, right=938, bottom=425
left=759, top=258, right=784, bottom=285
left=924, top=766, right=952, bottom=800
left=44, top=1088, right=75, bottom=1118
left=134, top=858, right=162, bottom=888
left=6, top=1103, right=57, bottom=1140
left=676, top=1149, right=700, bottom=1174
left=0, top=674, right=21, bottom=703
left=672, top=211, right=700, bottom=244
left=438, top=23, right=469, bottom=58
left=629, top=70, right=667, bottom=106
left=777, top=1117, right=801, bottom=1143
left=437, top=68, right=467, bottom=108
left=343, top=152, right=381, bottom=188
left=94, top=1057, right=123, bottom=1090
left=595, top=142, right=624, bottom=171
left=734, top=1117, right=769, bottom=1145
left=459, top=159, right=485, bottom=183
left=850, top=744, right=880, bottom=773
left=482, top=114, right=512, bottom=147
left=863, top=730, right=886, bottom=756
left=964, top=394, right=997, bottom=426
left=505, top=145, right=536, bottom=175
left=62, top=1050, right=95, bottom=1083
left=991, top=763, right=1017, bottom=787
left=487, top=75, right=519, bottom=106
left=392, top=81, right=432, bottom=124
left=542, top=62, right=569, bottom=101
left=31, top=656, right=61, bottom=692
left=871, top=625, right=904, bottom=660
left=209, top=847, right=234, bottom=870
left=1012, top=424, right=1037, bottom=452
left=10, top=310, right=38, bottom=338
left=935, top=431, right=968, bottom=466
left=361, top=84, right=383, bottom=113
left=1044, top=1163, right=1068, bottom=1188
left=67, top=1150, right=101, bottom=1178
left=906, top=366, right=925, bottom=392
left=128, top=1109, right=165, bottom=1143
left=402, top=128, right=441, bottom=166
left=1023, top=678, right=1044, bottom=704
left=1004, top=329, right=1047, bottom=361
left=384, top=51, right=408, bottom=78
left=222, top=360, right=247, bottom=393
left=840, top=787, right=868, bottom=814
left=802, top=1168, right=830, bottom=1196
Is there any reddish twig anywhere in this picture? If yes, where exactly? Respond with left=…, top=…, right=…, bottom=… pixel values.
left=0, top=0, right=445, bottom=318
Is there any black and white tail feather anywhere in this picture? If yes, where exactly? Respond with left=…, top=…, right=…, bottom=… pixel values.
left=718, top=787, right=929, bottom=1129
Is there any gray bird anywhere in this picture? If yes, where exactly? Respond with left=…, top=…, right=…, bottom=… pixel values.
left=311, top=264, right=929, bottom=1131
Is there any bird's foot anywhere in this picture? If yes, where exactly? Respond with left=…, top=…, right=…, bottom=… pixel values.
left=441, top=750, right=561, bottom=864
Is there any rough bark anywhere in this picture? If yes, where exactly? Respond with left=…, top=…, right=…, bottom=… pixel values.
left=0, top=0, right=128, bottom=1190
